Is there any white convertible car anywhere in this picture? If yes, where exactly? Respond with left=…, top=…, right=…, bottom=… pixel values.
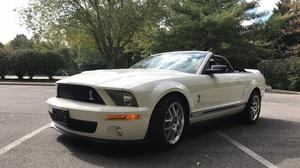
left=47, top=51, right=265, bottom=148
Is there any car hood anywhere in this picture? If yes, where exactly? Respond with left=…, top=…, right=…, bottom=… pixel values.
left=57, top=69, right=191, bottom=89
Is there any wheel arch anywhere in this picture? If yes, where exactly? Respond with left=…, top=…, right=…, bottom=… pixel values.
left=160, top=91, right=190, bottom=116
left=145, top=90, right=191, bottom=141
left=252, top=87, right=261, bottom=96
left=152, top=90, right=191, bottom=125
left=245, top=87, right=261, bottom=103
left=244, top=78, right=264, bottom=103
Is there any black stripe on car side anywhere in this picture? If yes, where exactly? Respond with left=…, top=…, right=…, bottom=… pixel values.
left=190, top=103, right=246, bottom=118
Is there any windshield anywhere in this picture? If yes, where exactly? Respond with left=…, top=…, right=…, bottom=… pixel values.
left=131, top=51, right=208, bottom=74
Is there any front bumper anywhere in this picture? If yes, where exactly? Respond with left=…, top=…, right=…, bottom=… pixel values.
left=47, top=97, right=151, bottom=141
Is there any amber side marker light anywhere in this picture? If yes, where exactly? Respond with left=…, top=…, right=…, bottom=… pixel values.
left=107, top=114, right=140, bottom=120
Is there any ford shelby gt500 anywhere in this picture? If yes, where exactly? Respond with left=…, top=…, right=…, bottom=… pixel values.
left=47, top=51, right=265, bottom=148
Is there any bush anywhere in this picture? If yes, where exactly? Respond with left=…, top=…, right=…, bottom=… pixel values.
left=56, top=48, right=79, bottom=75
left=5, top=49, right=65, bottom=80
left=0, top=49, right=10, bottom=79
left=41, top=51, right=65, bottom=79
left=21, top=49, right=43, bottom=79
left=9, top=50, right=27, bottom=79
left=258, top=57, right=300, bottom=91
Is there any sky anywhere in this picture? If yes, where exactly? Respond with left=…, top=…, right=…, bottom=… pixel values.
left=0, top=0, right=280, bottom=44
left=254, top=0, right=280, bottom=13
left=0, top=0, right=31, bottom=44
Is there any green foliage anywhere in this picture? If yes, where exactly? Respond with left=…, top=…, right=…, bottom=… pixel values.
left=41, top=51, right=65, bottom=79
left=256, top=0, right=300, bottom=91
left=259, top=0, right=300, bottom=58
left=143, top=0, right=264, bottom=68
left=21, top=0, right=164, bottom=68
left=284, top=2, right=300, bottom=56
left=0, top=42, right=4, bottom=48
left=9, top=34, right=34, bottom=49
left=21, top=49, right=44, bottom=79
left=9, top=50, right=27, bottom=79
left=0, top=48, right=65, bottom=80
left=77, top=48, right=106, bottom=71
left=258, top=57, right=300, bottom=91
left=0, top=48, right=11, bottom=79
left=8, top=49, right=45, bottom=79
left=55, top=48, right=79, bottom=75
left=274, top=0, right=293, bottom=15
left=65, top=27, right=106, bottom=71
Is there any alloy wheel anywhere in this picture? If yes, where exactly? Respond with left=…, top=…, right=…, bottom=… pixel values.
left=250, top=95, right=260, bottom=121
left=164, top=103, right=185, bottom=144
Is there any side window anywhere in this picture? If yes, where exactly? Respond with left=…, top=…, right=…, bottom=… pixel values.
left=206, top=56, right=232, bottom=73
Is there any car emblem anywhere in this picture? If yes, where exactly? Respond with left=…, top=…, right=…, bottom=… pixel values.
left=88, top=90, right=94, bottom=101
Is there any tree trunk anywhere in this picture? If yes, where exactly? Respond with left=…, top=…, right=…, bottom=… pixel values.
left=17, top=75, right=23, bottom=80
left=105, top=58, right=113, bottom=69
left=104, top=51, right=119, bottom=69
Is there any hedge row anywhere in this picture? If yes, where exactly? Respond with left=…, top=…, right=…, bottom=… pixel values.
left=258, top=57, right=300, bottom=91
left=0, top=49, right=65, bottom=79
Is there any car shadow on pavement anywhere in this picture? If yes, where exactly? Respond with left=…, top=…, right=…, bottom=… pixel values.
left=56, top=116, right=300, bottom=168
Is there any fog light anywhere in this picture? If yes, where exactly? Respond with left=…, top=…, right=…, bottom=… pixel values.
left=106, top=114, right=140, bottom=120
left=117, top=127, right=123, bottom=136
left=107, top=126, right=124, bottom=136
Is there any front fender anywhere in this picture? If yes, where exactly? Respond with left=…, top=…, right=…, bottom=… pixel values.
left=148, top=81, right=193, bottom=112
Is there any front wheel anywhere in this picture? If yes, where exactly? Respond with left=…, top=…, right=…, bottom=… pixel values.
left=242, top=91, right=261, bottom=124
left=148, top=96, right=186, bottom=149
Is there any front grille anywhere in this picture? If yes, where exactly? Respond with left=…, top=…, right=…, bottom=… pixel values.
left=57, top=84, right=105, bottom=104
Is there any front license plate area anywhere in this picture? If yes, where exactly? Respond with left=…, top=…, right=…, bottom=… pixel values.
left=52, top=108, right=70, bottom=126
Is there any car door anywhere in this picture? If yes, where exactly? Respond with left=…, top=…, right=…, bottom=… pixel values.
left=199, top=56, right=245, bottom=111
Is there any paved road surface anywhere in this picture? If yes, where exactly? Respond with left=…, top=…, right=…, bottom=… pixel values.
left=0, top=85, right=299, bottom=168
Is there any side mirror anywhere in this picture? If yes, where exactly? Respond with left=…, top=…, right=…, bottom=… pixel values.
left=205, top=65, right=227, bottom=74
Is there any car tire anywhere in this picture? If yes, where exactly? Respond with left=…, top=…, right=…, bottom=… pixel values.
left=148, top=96, right=186, bottom=149
left=242, top=90, right=261, bottom=124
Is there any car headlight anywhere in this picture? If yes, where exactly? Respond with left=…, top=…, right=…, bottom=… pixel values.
left=106, top=90, right=138, bottom=107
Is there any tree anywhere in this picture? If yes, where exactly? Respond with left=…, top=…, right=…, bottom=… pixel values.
left=21, top=0, right=164, bottom=68
left=0, top=42, right=4, bottom=48
left=0, top=48, right=12, bottom=79
left=9, top=50, right=27, bottom=80
left=65, top=27, right=104, bottom=71
left=21, top=49, right=44, bottom=79
left=9, top=34, right=34, bottom=49
left=260, top=0, right=299, bottom=58
left=256, top=0, right=300, bottom=91
left=284, top=1, right=300, bottom=56
left=144, top=0, right=264, bottom=68
left=42, top=51, right=65, bottom=79
left=274, top=0, right=292, bottom=15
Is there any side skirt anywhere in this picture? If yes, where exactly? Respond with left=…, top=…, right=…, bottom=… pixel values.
left=189, top=103, right=246, bottom=124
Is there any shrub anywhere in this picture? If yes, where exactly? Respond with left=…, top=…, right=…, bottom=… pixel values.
left=7, top=49, right=65, bottom=80
left=56, top=48, right=79, bottom=75
left=258, top=57, right=300, bottom=91
left=77, top=52, right=106, bottom=71
left=21, top=49, right=44, bottom=79
left=0, top=49, right=10, bottom=79
left=9, top=50, right=27, bottom=80
left=41, top=51, right=65, bottom=79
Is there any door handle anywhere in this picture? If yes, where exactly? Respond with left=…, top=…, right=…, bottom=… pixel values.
left=236, top=79, right=242, bottom=83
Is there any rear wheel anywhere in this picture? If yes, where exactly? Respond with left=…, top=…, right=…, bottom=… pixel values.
left=242, top=91, right=261, bottom=124
left=148, top=96, right=186, bottom=149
